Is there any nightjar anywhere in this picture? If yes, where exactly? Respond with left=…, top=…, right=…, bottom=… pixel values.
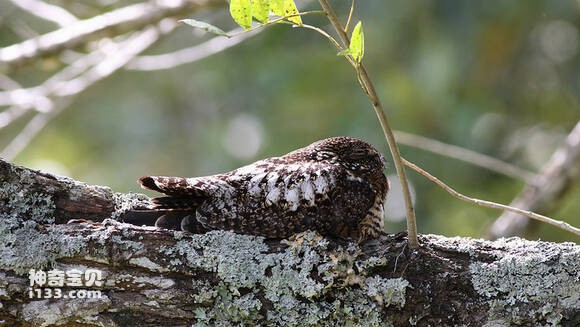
left=124, top=136, right=389, bottom=242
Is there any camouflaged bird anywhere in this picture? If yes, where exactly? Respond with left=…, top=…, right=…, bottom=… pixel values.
left=126, top=137, right=389, bottom=242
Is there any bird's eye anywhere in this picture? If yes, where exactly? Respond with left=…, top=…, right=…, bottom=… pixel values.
left=349, top=147, right=370, bottom=160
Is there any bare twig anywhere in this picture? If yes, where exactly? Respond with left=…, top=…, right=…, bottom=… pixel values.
left=0, top=0, right=222, bottom=72
left=487, top=121, right=580, bottom=239
left=0, top=75, right=23, bottom=90
left=0, top=106, right=32, bottom=129
left=126, top=27, right=257, bottom=71
left=403, top=159, right=580, bottom=237
left=0, top=76, right=31, bottom=129
left=9, top=0, right=78, bottom=27
left=0, top=102, right=67, bottom=160
left=0, top=23, right=178, bottom=108
left=344, top=0, right=356, bottom=33
left=318, top=0, right=419, bottom=248
left=394, top=131, right=537, bottom=183
left=1, top=25, right=167, bottom=160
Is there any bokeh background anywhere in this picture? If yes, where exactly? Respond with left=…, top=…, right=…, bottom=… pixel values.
left=1, top=0, right=579, bottom=242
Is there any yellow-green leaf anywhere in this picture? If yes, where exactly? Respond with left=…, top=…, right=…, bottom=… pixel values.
left=251, top=0, right=269, bottom=23
left=230, top=0, right=252, bottom=30
left=180, top=19, right=230, bottom=37
left=271, top=0, right=302, bottom=25
left=350, top=21, right=364, bottom=62
left=270, top=0, right=284, bottom=16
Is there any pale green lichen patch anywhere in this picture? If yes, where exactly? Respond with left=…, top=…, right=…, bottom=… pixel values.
left=168, top=230, right=327, bottom=297
left=0, top=223, right=86, bottom=274
left=65, top=179, right=112, bottom=202
left=364, top=276, right=409, bottom=307
left=0, top=217, right=146, bottom=275
left=0, top=180, right=55, bottom=224
left=159, top=230, right=409, bottom=325
left=110, top=192, right=151, bottom=219
left=0, top=164, right=89, bottom=273
left=128, top=256, right=168, bottom=272
left=468, top=237, right=580, bottom=324
left=86, top=221, right=144, bottom=256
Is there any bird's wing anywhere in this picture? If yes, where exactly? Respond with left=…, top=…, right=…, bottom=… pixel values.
left=194, top=160, right=341, bottom=237
left=138, top=174, right=237, bottom=209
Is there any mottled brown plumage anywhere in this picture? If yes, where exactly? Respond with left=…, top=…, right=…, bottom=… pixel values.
left=127, top=137, right=389, bottom=242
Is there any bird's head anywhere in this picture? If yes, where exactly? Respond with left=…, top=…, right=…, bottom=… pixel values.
left=303, top=136, right=387, bottom=176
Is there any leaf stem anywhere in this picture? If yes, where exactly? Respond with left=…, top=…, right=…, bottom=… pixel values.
left=318, top=0, right=419, bottom=248
left=345, top=0, right=356, bottom=33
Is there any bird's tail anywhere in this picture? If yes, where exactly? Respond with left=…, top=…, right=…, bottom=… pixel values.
left=121, top=176, right=210, bottom=233
left=138, top=176, right=208, bottom=209
left=139, top=176, right=206, bottom=196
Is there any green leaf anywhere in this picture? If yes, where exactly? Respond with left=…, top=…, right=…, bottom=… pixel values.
left=251, top=0, right=269, bottom=23
left=271, top=0, right=302, bottom=25
left=270, top=0, right=284, bottom=16
left=350, top=21, right=364, bottom=62
left=230, top=0, right=252, bottom=30
left=179, top=19, right=230, bottom=37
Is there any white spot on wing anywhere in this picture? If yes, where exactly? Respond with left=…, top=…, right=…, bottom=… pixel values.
left=313, top=175, right=328, bottom=194
left=283, top=174, right=293, bottom=186
left=266, top=172, right=278, bottom=190
left=247, top=172, right=267, bottom=196
left=266, top=187, right=280, bottom=205
left=300, top=180, right=315, bottom=205
left=285, top=187, right=300, bottom=211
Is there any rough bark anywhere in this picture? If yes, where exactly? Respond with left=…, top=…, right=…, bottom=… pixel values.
left=0, top=159, right=578, bottom=326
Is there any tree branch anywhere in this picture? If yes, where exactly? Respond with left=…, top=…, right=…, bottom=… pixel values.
left=488, top=121, right=580, bottom=239
left=0, top=0, right=225, bottom=73
left=0, top=24, right=171, bottom=160
left=394, top=130, right=537, bottom=183
left=1, top=159, right=578, bottom=326
left=126, top=26, right=257, bottom=71
left=8, top=0, right=78, bottom=27
left=402, top=158, right=580, bottom=237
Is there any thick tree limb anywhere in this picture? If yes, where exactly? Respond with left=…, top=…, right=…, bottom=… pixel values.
left=0, top=159, right=578, bottom=326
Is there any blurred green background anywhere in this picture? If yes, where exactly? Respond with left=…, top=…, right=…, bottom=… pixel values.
left=1, top=1, right=579, bottom=242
